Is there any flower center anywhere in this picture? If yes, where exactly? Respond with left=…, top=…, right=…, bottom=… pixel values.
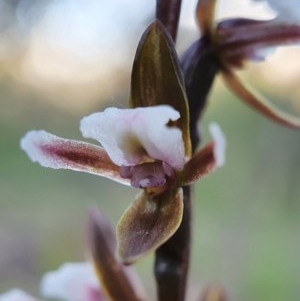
left=120, top=161, right=175, bottom=189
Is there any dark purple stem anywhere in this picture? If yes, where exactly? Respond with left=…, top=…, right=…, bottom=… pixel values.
left=155, top=185, right=192, bottom=301
left=156, top=0, right=182, bottom=42
left=154, top=2, right=187, bottom=300
left=154, top=2, right=220, bottom=298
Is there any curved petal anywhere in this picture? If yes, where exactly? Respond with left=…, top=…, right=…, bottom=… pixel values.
left=40, top=262, right=101, bottom=301
left=88, top=209, right=147, bottom=301
left=80, top=106, right=185, bottom=170
left=179, top=123, right=226, bottom=186
left=20, top=131, right=129, bottom=185
left=117, top=189, right=183, bottom=264
left=0, top=290, right=37, bottom=301
left=221, top=68, right=300, bottom=128
left=216, top=20, right=300, bottom=66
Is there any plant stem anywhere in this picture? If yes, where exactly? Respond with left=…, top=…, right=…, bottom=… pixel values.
left=154, top=33, right=220, bottom=301
left=156, top=0, right=182, bottom=42
left=155, top=186, right=192, bottom=301
left=154, top=3, right=188, bottom=300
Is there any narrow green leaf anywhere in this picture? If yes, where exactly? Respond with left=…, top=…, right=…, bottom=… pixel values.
left=130, top=21, right=191, bottom=157
left=117, top=188, right=183, bottom=264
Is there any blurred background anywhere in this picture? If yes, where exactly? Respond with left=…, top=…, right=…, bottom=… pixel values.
left=1, top=0, right=300, bottom=300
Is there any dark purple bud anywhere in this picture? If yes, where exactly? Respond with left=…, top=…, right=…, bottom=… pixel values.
left=180, top=38, right=220, bottom=148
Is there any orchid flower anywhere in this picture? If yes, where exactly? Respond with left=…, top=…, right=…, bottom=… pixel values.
left=21, top=108, right=225, bottom=264
left=0, top=262, right=104, bottom=301
left=184, top=0, right=300, bottom=129
left=20, top=21, right=226, bottom=263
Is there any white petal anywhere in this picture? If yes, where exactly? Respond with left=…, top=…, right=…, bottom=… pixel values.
left=252, top=0, right=300, bottom=23
left=250, top=46, right=277, bottom=62
left=209, top=123, right=226, bottom=167
left=133, top=106, right=185, bottom=170
left=21, top=130, right=63, bottom=168
left=20, top=130, right=129, bottom=185
left=40, top=262, right=101, bottom=301
left=80, top=105, right=185, bottom=170
left=0, top=289, right=37, bottom=301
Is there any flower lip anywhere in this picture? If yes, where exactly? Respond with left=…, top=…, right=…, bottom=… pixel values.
left=120, top=161, right=174, bottom=189
left=80, top=105, right=186, bottom=170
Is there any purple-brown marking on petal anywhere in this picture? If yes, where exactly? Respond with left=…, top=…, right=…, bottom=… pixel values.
left=21, top=131, right=130, bottom=185
left=179, top=142, right=215, bottom=186
left=123, top=162, right=174, bottom=189
left=179, top=123, right=226, bottom=186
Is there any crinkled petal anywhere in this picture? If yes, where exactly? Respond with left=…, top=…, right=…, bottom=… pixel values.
left=0, top=289, right=37, bottom=301
left=179, top=123, right=226, bottom=186
left=20, top=131, right=129, bottom=185
left=40, top=262, right=102, bottom=301
left=80, top=105, right=185, bottom=170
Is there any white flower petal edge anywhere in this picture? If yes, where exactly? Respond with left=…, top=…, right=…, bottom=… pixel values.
left=40, top=262, right=101, bottom=301
left=252, top=0, right=300, bottom=23
left=20, top=130, right=65, bottom=169
left=0, top=289, right=37, bottom=301
left=80, top=105, right=185, bottom=170
left=209, top=122, right=226, bottom=167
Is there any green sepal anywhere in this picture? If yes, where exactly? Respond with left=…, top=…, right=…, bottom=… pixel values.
left=130, top=20, right=191, bottom=158
left=117, top=188, right=183, bottom=264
